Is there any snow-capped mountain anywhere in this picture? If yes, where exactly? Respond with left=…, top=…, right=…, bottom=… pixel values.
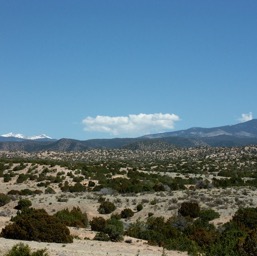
left=0, top=133, right=53, bottom=141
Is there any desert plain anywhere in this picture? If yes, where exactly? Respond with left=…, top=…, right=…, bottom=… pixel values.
left=0, top=146, right=257, bottom=255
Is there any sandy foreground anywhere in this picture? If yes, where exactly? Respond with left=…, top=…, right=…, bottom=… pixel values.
left=0, top=214, right=187, bottom=256
left=0, top=236, right=187, bottom=256
left=0, top=161, right=254, bottom=256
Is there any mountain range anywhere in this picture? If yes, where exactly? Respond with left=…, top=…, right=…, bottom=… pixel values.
left=143, top=119, right=257, bottom=139
left=0, top=133, right=53, bottom=142
left=1, top=119, right=257, bottom=152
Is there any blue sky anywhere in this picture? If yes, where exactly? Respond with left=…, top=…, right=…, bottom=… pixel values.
left=1, top=0, right=256, bottom=140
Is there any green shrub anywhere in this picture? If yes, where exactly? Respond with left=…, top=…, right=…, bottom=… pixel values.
left=168, top=215, right=189, bottom=231
left=45, top=186, right=56, bottom=194
left=153, top=182, right=165, bottom=191
left=165, top=234, right=200, bottom=255
left=37, top=182, right=49, bottom=187
left=15, top=199, right=32, bottom=210
left=5, top=242, right=49, bottom=256
left=13, top=163, right=26, bottom=172
left=5, top=242, right=31, bottom=256
left=199, top=209, right=220, bottom=222
left=93, top=232, right=110, bottom=241
left=111, top=213, right=121, bottom=220
left=239, top=230, right=257, bottom=256
left=19, top=189, right=42, bottom=196
left=127, top=216, right=180, bottom=247
left=88, top=180, right=95, bottom=187
left=54, top=207, right=88, bottom=228
left=232, top=207, right=257, bottom=230
left=3, top=174, right=11, bottom=182
left=7, top=190, right=21, bottom=195
left=178, top=202, right=200, bottom=218
left=16, top=174, right=29, bottom=183
left=32, top=190, right=43, bottom=195
left=204, top=208, right=257, bottom=255
left=207, top=222, right=246, bottom=256
left=120, top=208, right=134, bottom=218
left=98, top=196, right=106, bottom=203
left=104, top=217, right=124, bottom=242
left=146, top=216, right=168, bottom=240
left=68, top=182, right=86, bottom=193
left=90, top=216, right=106, bottom=232
left=20, top=189, right=34, bottom=195
left=136, top=204, right=143, bottom=212
left=1, top=208, right=73, bottom=243
left=98, top=201, right=116, bottom=214
left=28, top=174, right=37, bottom=181
left=0, top=193, right=11, bottom=207
left=185, top=219, right=219, bottom=248
left=148, top=212, right=154, bottom=217
left=72, top=176, right=84, bottom=183
left=126, top=220, right=146, bottom=238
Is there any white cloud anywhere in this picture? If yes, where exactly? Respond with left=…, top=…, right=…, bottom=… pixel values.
left=82, top=113, right=180, bottom=137
left=238, top=112, right=253, bottom=123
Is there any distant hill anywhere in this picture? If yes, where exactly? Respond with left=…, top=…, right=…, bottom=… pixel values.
left=0, top=119, right=257, bottom=152
left=143, top=119, right=257, bottom=139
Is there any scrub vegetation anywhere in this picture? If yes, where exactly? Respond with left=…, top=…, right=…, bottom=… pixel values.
left=0, top=145, right=257, bottom=254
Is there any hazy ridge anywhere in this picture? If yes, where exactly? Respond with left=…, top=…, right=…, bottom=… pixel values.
left=0, top=119, right=257, bottom=152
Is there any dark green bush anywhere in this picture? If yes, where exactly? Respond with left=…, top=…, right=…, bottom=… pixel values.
left=3, top=174, right=11, bottom=182
left=54, top=207, right=88, bottom=228
left=120, top=208, right=134, bottom=218
left=178, top=202, right=200, bottom=218
left=45, top=186, right=56, bottom=194
left=136, top=204, right=143, bottom=212
left=199, top=209, right=220, bottom=222
left=19, top=189, right=42, bottom=196
left=61, top=182, right=86, bottom=193
left=185, top=219, right=219, bottom=248
left=5, top=242, right=49, bottom=256
left=13, top=163, right=26, bottom=172
left=153, top=182, right=165, bottom=191
left=203, top=208, right=257, bottom=255
left=7, top=190, right=21, bottom=195
left=72, top=176, right=84, bottom=183
left=104, top=217, right=124, bottom=242
left=5, top=242, right=31, bottom=256
left=0, top=193, right=11, bottom=207
left=90, top=216, right=106, bottom=232
left=232, top=207, right=257, bottom=230
left=148, top=212, right=154, bottom=217
left=16, top=174, right=29, bottom=183
left=98, top=201, right=116, bottom=214
left=165, top=234, right=200, bottom=255
left=20, top=189, right=34, bottom=195
left=126, top=220, right=146, bottom=238
left=32, top=190, right=43, bottom=195
left=15, top=199, right=32, bottom=210
left=28, top=174, right=37, bottom=181
left=239, top=230, right=257, bottom=256
left=88, top=180, right=95, bottom=187
left=207, top=222, right=246, bottom=256
left=1, top=208, right=73, bottom=243
left=127, top=216, right=182, bottom=248
left=93, top=232, right=110, bottom=241
left=98, top=196, right=105, bottom=203
left=168, top=215, right=189, bottom=231
left=37, top=182, right=50, bottom=187
left=111, top=213, right=121, bottom=220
